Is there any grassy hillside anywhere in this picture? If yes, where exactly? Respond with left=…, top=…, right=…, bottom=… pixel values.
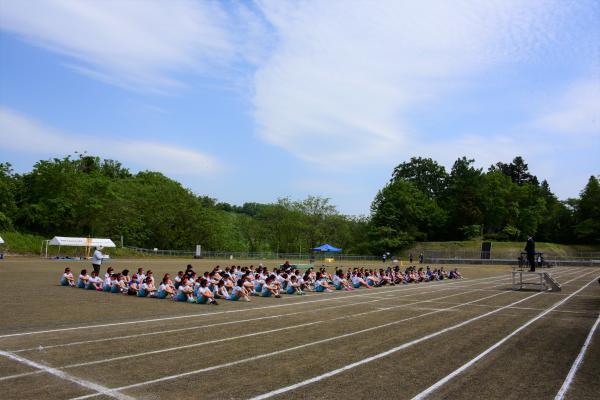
left=2, top=231, right=598, bottom=259
left=0, top=231, right=141, bottom=257
left=405, top=241, right=600, bottom=258
left=0, top=231, right=47, bottom=255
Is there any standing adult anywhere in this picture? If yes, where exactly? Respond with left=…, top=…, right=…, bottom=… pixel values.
left=92, top=246, right=104, bottom=275
left=525, top=236, right=536, bottom=272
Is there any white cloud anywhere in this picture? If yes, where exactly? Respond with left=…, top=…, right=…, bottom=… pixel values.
left=1, top=0, right=597, bottom=176
left=250, top=0, right=582, bottom=165
left=0, top=107, right=220, bottom=175
left=532, top=80, right=600, bottom=136
left=0, top=0, right=235, bottom=92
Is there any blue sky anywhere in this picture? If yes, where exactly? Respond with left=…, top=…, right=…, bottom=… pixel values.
left=1, top=0, right=599, bottom=215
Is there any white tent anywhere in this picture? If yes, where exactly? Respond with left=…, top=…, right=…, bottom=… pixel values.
left=0, top=236, right=4, bottom=244
left=43, top=237, right=116, bottom=258
left=48, top=237, right=116, bottom=247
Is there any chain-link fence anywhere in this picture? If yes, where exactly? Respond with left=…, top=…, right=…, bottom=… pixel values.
left=122, top=245, right=599, bottom=267
left=123, top=246, right=379, bottom=261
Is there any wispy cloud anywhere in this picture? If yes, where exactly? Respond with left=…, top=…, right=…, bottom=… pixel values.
left=1, top=0, right=598, bottom=199
left=250, top=0, right=595, bottom=165
left=0, top=107, right=220, bottom=175
left=532, top=79, right=600, bottom=136
left=0, top=0, right=235, bottom=93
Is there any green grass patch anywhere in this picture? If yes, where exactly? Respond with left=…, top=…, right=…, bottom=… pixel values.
left=405, top=240, right=600, bottom=257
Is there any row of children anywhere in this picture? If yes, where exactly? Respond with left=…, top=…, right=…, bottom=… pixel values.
left=60, top=264, right=462, bottom=305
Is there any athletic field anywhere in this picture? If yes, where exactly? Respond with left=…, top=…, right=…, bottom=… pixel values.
left=0, top=258, right=598, bottom=399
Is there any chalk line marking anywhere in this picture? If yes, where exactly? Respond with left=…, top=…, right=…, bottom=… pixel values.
left=0, top=274, right=507, bottom=339
left=411, top=273, right=600, bottom=400
left=2, top=269, right=576, bottom=386
left=437, top=301, right=596, bottom=315
left=241, top=270, right=594, bottom=400
left=68, top=290, right=525, bottom=399
left=8, top=274, right=516, bottom=353
left=1, top=278, right=512, bottom=382
left=554, top=312, right=600, bottom=400
left=0, top=350, right=132, bottom=400
left=1, top=268, right=578, bottom=395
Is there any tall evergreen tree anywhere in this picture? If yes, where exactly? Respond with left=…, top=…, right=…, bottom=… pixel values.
left=573, top=176, right=600, bottom=242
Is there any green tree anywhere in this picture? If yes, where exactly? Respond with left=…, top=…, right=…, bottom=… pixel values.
left=0, top=162, right=17, bottom=230
left=392, top=157, right=448, bottom=199
left=370, top=179, right=446, bottom=249
left=535, top=180, right=573, bottom=242
left=489, top=156, right=539, bottom=186
left=444, top=157, right=484, bottom=238
left=573, top=176, right=600, bottom=242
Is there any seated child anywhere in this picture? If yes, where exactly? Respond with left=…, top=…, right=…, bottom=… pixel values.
left=333, top=270, right=352, bottom=291
left=253, top=273, right=265, bottom=293
left=196, top=278, right=218, bottom=305
left=448, top=268, right=462, bottom=279
left=176, top=277, right=195, bottom=303
left=104, top=267, right=114, bottom=282
left=262, top=276, right=281, bottom=298
left=60, top=268, right=75, bottom=286
left=137, top=267, right=146, bottom=283
left=242, top=274, right=257, bottom=295
left=174, top=271, right=184, bottom=289
left=157, top=274, right=176, bottom=299
left=112, top=274, right=127, bottom=294
left=138, top=277, right=157, bottom=297
left=228, top=279, right=250, bottom=302
left=351, top=273, right=372, bottom=289
left=86, top=271, right=103, bottom=290
left=128, top=274, right=139, bottom=295
left=77, top=269, right=89, bottom=288
left=102, top=274, right=113, bottom=291
left=286, top=275, right=305, bottom=295
left=214, top=280, right=229, bottom=299
left=314, top=272, right=334, bottom=292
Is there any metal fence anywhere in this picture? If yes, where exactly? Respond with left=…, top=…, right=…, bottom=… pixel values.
left=123, top=246, right=379, bottom=261
left=422, top=249, right=600, bottom=261
left=122, top=246, right=599, bottom=267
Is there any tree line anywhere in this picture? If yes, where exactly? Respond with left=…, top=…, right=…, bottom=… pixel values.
left=0, top=155, right=598, bottom=254
left=370, top=156, right=599, bottom=252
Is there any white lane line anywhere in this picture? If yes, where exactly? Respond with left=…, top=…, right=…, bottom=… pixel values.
left=68, top=290, right=521, bottom=399
left=0, top=350, right=133, bottom=400
left=244, top=270, right=595, bottom=400
left=437, top=302, right=597, bottom=315
left=0, top=274, right=506, bottom=339
left=0, top=269, right=576, bottom=393
left=1, top=279, right=512, bottom=382
left=1, top=269, right=575, bottom=385
left=11, top=277, right=505, bottom=353
left=411, top=273, right=600, bottom=400
left=9, top=272, right=523, bottom=354
left=554, top=313, right=600, bottom=400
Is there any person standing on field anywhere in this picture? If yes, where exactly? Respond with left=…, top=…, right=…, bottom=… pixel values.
left=525, top=236, right=536, bottom=272
left=92, top=246, right=104, bottom=275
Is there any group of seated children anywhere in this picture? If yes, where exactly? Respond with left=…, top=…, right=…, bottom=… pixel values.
left=60, top=263, right=462, bottom=305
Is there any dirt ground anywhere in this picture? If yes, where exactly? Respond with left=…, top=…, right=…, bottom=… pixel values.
left=0, top=257, right=598, bottom=400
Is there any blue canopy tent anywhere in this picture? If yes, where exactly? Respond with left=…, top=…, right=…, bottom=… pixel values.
left=312, top=244, right=342, bottom=252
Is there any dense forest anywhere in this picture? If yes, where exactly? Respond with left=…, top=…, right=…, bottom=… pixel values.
left=0, top=155, right=598, bottom=254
